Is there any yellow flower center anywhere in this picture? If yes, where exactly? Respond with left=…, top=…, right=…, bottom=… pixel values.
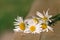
left=42, top=16, right=47, bottom=21
left=30, top=26, right=36, bottom=32
left=19, top=22, right=25, bottom=31
left=33, top=18, right=38, bottom=24
left=41, top=23, right=47, bottom=29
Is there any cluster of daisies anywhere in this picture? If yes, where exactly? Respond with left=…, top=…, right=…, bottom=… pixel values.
left=13, top=10, right=53, bottom=34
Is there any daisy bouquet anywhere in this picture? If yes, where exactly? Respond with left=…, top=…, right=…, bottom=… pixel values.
left=13, top=9, right=60, bottom=40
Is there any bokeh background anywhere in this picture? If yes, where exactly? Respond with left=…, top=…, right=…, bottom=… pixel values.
left=0, top=0, right=34, bottom=34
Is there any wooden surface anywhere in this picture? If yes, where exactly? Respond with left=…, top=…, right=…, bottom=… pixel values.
left=14, top=32, right=40, bottom=40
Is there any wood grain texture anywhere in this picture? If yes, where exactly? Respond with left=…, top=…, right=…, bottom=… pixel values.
left=14, top=32, right=40, bottom=40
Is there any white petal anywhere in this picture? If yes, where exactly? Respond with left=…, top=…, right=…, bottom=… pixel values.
left=39, top=20, right=43, bottom=24
left=42, top=28, right=48, bottom=32
left=48, top=15, right=52, bottom=18
left=27, top=20, right=32, bottom=25
left=14, top=23, right=19, bottom=25
left=13, top=29, right=20, bottom=32
left=24, top=29, right=30, bottom=33
left=19, top=17, right=23, bottom=22
left=48, top=20, right=52, bottom=22
left=28, top=19, right=35, bottom=25
left=47, top=26, right=53, bottom=32
left=43, top=10, right=46, bottom=15
left=15, top=26, right=19, bottom=28
left=42, top=29, right=45, bottom=32
left=15, top=19, right=20, bottom=22
left=46, top=29, right=48, bottom=32
left=35, top=28, right=42, bottom=33
left=13, top=22, right=19, bottom=24
left=15, top=16, right=20, bottom=21
left=15, top=16, right=23, bottom=22
left=45, top=9, right=49, bottom=17
left=36, top=11, right=44, bottom=18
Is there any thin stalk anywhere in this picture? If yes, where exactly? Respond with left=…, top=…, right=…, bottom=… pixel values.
left=48, top=14, right=60, bottom=26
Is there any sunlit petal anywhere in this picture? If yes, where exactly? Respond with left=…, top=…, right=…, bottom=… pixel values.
left=36, top=11, right=44, bottom=18
left=47, top=26, right=53, bottom=32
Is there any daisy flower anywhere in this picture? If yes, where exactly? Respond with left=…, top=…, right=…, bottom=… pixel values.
left=13, top=16, right=26, bottom=32
left=40, top=23, right=53, bottom=32
left=24, top=17, right=39, bottom=26
left=24, top=20, right=42, bottom=34
left=32, top=16, right=39, bottom=24
left=36, top=9, right=52, bottom=22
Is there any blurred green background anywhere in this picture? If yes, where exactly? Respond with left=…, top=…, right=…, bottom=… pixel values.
left=0, top=0, right=33, bottom=33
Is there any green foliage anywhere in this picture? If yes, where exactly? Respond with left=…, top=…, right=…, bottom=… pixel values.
left=0, top=0, right=34, bottom=33
left=48, top=14, right=60, bottom=26
left=51, top=14, right=60, bottom=21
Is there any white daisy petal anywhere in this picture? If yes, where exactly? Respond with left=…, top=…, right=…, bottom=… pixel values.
left=19, top=17, right=23, bottom=22
left=15, top=16, right=20, bottom=21
left=39, top=20, right=43, bottom=24
left=42, top=29, right=45, bottom=32
left=48, top=20, right=52, bottom=22
left=14, top=22, right=19, bottom=24
left=43, top=10, right=46, bottom=15
left=15, top=16, right=23, bottom=22
left=15, top=19, right=20, bottom=22
left=48, top=15, right=52, bottom=18
left=14, top=23, right=19, bottom=25
left=36, top=11, right=44, bottom=18
left=42, top=29, right=48, bottom=32
left=45, top=9, right=49, bottom=17
left=35, top=28, right=42, bottom=33
left=28, top=19, right=36, bottom=25
left=15, top=26, right=19, bottom=29
left=46, top=29, right=48, bottom=32
left=47, top=26, right=53, bottom=32
left=24, top=29, right=30, bottom=33
left=13, top=28, right=20, bottom=32
left=24, top=19, right=31, bottom=24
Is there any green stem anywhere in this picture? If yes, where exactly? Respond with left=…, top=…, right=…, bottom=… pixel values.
left=48, top=14, right=60, bottom=26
